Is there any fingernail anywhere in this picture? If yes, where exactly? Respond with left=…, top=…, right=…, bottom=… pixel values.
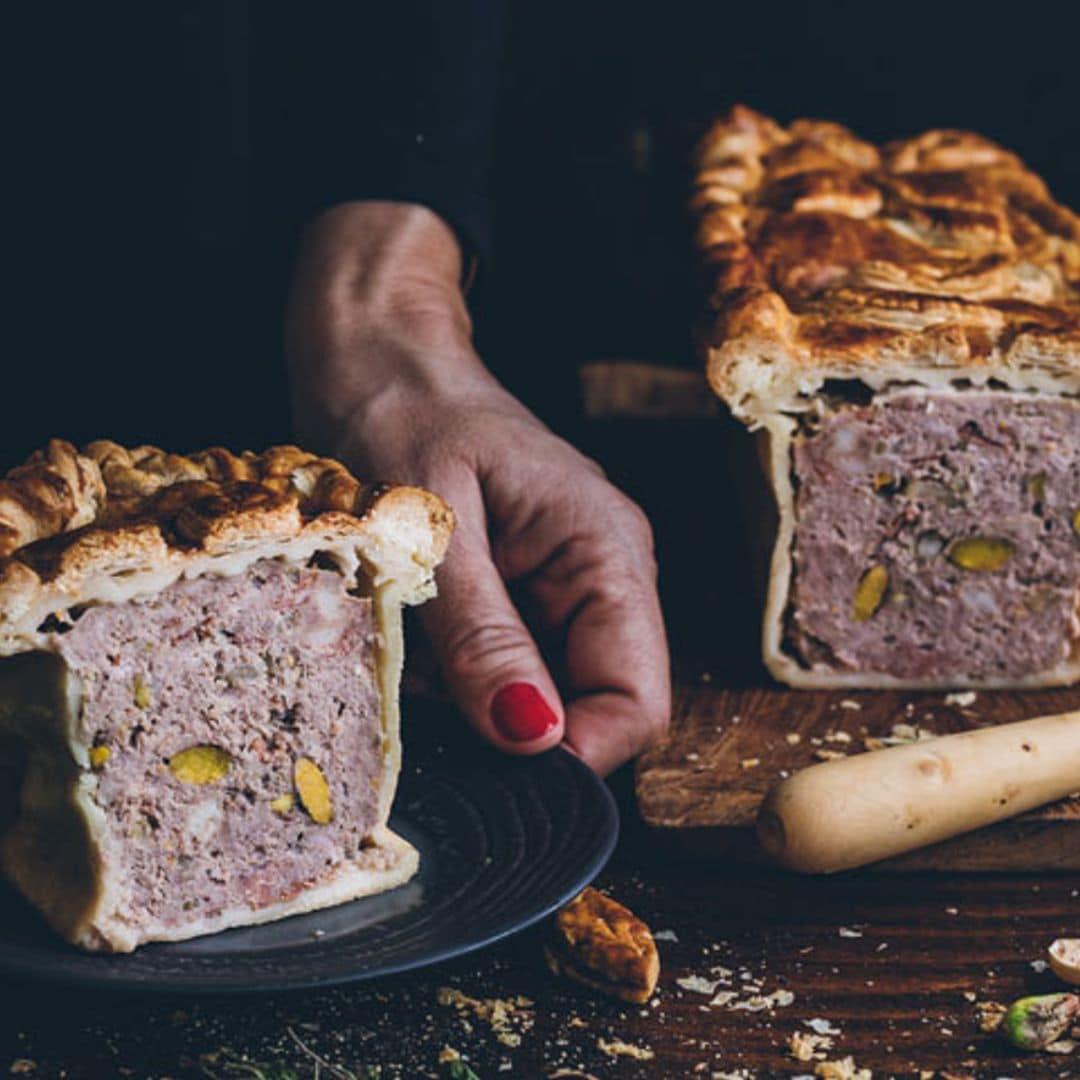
left=491, top=683, right=559, bottom=743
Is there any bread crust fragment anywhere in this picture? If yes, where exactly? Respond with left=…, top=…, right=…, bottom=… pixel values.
left=545, top=887, right=659, bottom=1004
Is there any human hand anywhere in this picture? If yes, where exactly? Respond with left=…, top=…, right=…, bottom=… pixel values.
left=287, top=203, right=670, bottom=774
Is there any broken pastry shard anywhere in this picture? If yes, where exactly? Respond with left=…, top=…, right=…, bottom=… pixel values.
left=0, top=440, right=452, bottom=951
left=545, top=887, right=660, bottom=1003
left=693, top=106, right=1080, bottom=688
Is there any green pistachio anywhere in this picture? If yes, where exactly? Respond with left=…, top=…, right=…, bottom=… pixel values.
left=1001, top=992, right=1080, bottom=1051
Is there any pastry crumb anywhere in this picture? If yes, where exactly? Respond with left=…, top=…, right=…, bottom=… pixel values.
left=789, top=1030, right=834, bottom=1062
left=974, top=1000, right=1006, bottom=1033
left=944, top=691, right=977, bottom=708
left=597, top=1037, right=654, bottom=1060
left=814, top=1055, right=871, bottom=1079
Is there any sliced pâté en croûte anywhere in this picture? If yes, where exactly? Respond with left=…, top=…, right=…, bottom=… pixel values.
left=694, top=106, right=1080, bottom=687
left=0, top=440, right=452, bottom=951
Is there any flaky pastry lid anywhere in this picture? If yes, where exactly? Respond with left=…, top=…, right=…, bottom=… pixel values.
left=693, top=106, right=1080, bottom=425
left=0, top=440, right=453, bottom=655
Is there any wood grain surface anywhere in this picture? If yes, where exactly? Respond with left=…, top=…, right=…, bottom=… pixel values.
left=636, top=682, right=1080, bottom=871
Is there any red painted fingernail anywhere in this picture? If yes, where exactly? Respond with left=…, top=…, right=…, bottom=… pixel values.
left=491, top=683, right=559, bottom=743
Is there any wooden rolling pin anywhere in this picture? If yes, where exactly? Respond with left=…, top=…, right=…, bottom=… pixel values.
left=757, top=708, right=1080, bottom=873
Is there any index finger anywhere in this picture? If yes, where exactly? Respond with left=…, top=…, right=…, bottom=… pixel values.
left=530, top=538, right=671, bottom=775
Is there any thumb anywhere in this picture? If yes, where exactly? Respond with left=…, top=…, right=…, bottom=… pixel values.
left=422, top=533, right=565, bottom=755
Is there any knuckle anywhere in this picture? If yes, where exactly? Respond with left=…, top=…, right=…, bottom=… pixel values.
left=624, top=500, right=656, bottom=552
left=441, top=619, right=533, bottom=680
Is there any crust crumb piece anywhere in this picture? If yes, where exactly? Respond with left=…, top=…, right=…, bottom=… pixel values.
left=814, top=749, right=846, bottom=762
left=436, top=986, right=535, bottom=1048
left=944, top=691, right=977, bottom=708
left=545, top=886, right=660, bottom=1004
left=974, top=999, right=1006, bottom=1033
left=814, top=1055, right=871, bottom=1079
left=789, top=1030, right=834, bottom=1062
left=597, top=1037, right=654, bottom=1060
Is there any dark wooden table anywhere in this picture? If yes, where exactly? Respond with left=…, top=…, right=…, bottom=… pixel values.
left=5, top=416, right=1080, bottom=1078
left=5, top=821, right=1079, bottom=1078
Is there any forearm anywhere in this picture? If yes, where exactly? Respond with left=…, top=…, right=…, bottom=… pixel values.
left=286, top=201, right=497, bottom=451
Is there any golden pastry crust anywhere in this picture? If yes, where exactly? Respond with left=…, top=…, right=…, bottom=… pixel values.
left=544, top=886, right=660, bottom=1004
left=694, top=106, right=1080, bottom=424
left=0, top=440, right=454, bottom=657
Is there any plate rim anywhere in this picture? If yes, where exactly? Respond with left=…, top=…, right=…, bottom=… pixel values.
left=0, top=746, right=619, bottom=995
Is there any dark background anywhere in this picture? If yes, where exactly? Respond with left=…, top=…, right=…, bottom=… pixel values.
left=16, top=0, right=1080, bottom=466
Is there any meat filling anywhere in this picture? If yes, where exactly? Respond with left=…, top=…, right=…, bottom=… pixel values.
left=790, top=391, right=1080, bottom=680
left=50, top=559, right=383, bottom=930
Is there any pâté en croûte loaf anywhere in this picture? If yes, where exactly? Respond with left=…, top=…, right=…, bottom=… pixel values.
left=694, top=106, right=1080, bottom=687
left=0, top=439, right=452, bottom=951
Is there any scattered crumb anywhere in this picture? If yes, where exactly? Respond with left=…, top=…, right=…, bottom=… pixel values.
left=824, top=730, right=853, bottom=743
left=974, top=1000, right=1006, bottom=1033
left=9, top=1064, right=36, bottom=1077
left=1031, top=959, right=1049, bottom=973
left=439, top=1046, right=462, bottom=1064
left=740, top=758, right=761, bottom=770
left=678, top=975, right=724, bottom=996
left=838, top=927, right=863, bottom=939
left=814, top=1056, right=871, bottom=1079
left=838, top=700, right=862, bottom=711
left=805, top=1018, right=842, bottom=1036
left=945, top=907, right=959, bottom=915
left=436, top=986, right=534, bottom=1048
left=814, top=749, right=846, bottom=762
left=944, top=691, right=977, bottom=708
left=597, top=1037, right=654, bottom=1060
left=567, top=1017, right=589, bottom=1029
left=730, top=988, right=795, bottom=1012
left=653, top=929, right=679, bottom=942
left=865, top=721, right=938, bottom=751
left=786, top=732, right=802, bottom=745
left=789, top=1031, right=834, bottom=1062
left=962, top=991, right=976, bottom=1002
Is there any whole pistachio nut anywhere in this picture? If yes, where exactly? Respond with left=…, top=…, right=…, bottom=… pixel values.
left=1001, top=992, right=1080, bottom=1051
left=852, top=564, right=888, bottom=622
left=948, top=536, right=1015, bottom=572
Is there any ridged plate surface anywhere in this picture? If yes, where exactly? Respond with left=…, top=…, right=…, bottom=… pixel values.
left=0, top=702, right=618, bottom=993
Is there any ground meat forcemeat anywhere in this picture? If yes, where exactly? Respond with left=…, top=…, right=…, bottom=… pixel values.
left=788, top=391, right=1080, bottom=681
left=55, top=558, right=383, bottom=937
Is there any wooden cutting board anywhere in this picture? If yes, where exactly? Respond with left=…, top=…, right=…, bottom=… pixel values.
left=635, top=681, right=1080, bottom=870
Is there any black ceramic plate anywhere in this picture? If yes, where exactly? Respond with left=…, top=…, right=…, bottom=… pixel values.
left=0, top=701, right=617, bottom=993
